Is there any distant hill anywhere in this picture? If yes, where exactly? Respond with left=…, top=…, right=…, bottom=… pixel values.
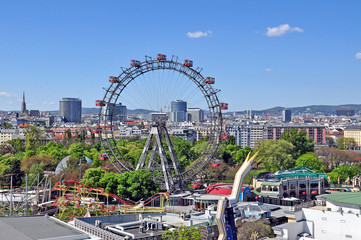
left=48, top=108, right=155, bottom=115
left=231, top=104, right=361, bottom=116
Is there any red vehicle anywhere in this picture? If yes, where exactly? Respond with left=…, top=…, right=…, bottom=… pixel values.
left=205, top=77, right=215, bottom=84
left=219, top=102, right=228, bottom=110
left=184, top=59, right=193, bottom=67
left=98, top=153, right=108, bottom=160
left=109, top=76, right=119, bottom=83
left=211, top=159, right=221, bottom=167
left=157, top=54, right=166, bottom=61
left=131, top=60, right=141, bottom=67
left=191, top=180, right=201, bottom=189
left=95, top=100, right=106, bottom=106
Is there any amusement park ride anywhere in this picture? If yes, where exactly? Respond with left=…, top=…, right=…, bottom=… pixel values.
left=52, top=180, right=169, bottom=220
left=95, top=53, right=229, bottom=193
left=216, top=152, right=259, bottom=240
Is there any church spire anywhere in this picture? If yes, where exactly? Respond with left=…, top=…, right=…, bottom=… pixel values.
left=21, top=91, right=27, bottom=114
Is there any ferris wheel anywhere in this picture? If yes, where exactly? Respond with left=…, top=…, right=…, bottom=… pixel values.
left=96, top=54, right=228, bottom=192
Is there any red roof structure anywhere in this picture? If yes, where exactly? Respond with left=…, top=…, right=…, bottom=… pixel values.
left=206, top=183, right=254, bottom=195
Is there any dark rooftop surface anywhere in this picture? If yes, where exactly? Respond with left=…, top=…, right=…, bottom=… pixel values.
left=0, top=216, right=89, bottom=240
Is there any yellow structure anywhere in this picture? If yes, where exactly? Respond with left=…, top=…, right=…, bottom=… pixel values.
left=344, top=126, right=361, bottom=147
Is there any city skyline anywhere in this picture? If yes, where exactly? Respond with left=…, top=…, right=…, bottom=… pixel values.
left=1, top=1, right=361, bottom=111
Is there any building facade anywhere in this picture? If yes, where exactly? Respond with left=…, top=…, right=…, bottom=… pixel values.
left=59, top=98, right=82, bottom=123
left=102, top=103, right=127, bottom=122
left=187, top=108, right=204, bottom=122
left=344, top=125, right=361, bottom=147
left=226, top=124, right=265, bottom=149
left=266, top=124, right=326, bottom=145
left=336, top=108, right=355, bottom=116
left=282, top=109, right=291, bottom=122
left=170, top=100, right=187, bottom=122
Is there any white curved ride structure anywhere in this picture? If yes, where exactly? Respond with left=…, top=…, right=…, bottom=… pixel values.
left=216, top=152, right=259, bottom=240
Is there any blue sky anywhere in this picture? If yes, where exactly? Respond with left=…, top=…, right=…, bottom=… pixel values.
left=0, top=1, right=360, bottom=112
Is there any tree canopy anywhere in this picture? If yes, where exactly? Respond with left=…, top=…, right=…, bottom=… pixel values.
left=280, top=128, right=314, bottom=159
left=257, top=140, right=295, bottom=172
left=296, top=152, right=325, bottom=172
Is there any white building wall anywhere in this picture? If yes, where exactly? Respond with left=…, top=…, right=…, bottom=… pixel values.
left=302, top=208, right=361, bottom=240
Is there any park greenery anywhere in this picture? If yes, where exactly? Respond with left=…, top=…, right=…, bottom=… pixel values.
left=1, top=125, right=361, bottom=197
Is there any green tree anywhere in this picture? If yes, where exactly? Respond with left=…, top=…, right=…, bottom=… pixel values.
left=81, top=167, right=105, bottom=187
left=226, top=135, right=236, bottom=145
left=3, top=158, right=24, bottom=187
left=162, top=225, right=201, bottom=240
left=296, top=152, right=325, bottom=172
left=117, top=169, right=160, bottom=201
left=7, top=139, right=24, bottom=153
left=80, top=130, right=86, bottom=142
left=98, top=172, right=119, bottom=194
left=337, top=137, right=356, bottom=150
left=24, top=125, right=44, bottom=151
left=328, top=164, right=361, bottom=182
left=235, top=146, right=252, bottom=164
left=326, top=136, right=336, bottom=147
left=68, top=143, right=89, bottom=159
left=280, top=128, right=314, bottom=159
left=258, top=140, right=295, bottom=172
left=220, top=144, right=242, bottom=164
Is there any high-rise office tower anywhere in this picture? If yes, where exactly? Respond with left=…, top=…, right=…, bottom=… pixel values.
left=170, top=100, right=187, bottom=122
left=187, top=108, right=204, bottom=122
left=282, top=109, right=292, bottom=122
left=102, top=103, right=127, bottom=122
left=59, top=98, right=82, bottom=123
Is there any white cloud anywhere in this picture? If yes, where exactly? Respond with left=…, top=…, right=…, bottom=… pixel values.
left=0, top=92, right=17, bottom=98
left=265, top=68, right=272, bottom=72
left=355, top=52, right=361, bottom=59
left=266, top=24, right=304, bottom=37
left=186, top=30, right=212, bottom=38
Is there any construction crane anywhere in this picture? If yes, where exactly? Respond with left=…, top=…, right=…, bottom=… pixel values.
left=216, top=152, right=259, bottom=240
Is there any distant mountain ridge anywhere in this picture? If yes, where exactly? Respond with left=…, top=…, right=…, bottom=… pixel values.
left=2, top=104, right=360, bottom=116
left=48, top=108, right=155, bottom=115
left=232, top=104, right=361, bottom=115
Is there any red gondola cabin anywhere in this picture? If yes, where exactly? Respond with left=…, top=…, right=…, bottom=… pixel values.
left=109, top=76, right=119, bottom=83
left=191, top=180, right=201, bottom=189
left=98, top=153, right=108, bottom=160
left=221, top=134, right=229, bottom=140
left=157, top=54, right=166, bottom=61
left=131, top=60, right=141, bottom=67
left=92, top=127, right=102, bottom=134
left=95, top=100, right=106, bottom=106
left=220, top=102, right=228, bottom=110
left=211, top=159, right=221, bottom=167
left=184, top=59, right=193, bottom=67
left=205, top=77, right=215, bottom=84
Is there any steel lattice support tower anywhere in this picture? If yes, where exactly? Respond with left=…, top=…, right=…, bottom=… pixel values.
left=136, top=119, right=182, bottom=193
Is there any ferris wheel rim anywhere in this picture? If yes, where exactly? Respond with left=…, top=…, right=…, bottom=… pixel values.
left=98, top=56, right=223, bottom=181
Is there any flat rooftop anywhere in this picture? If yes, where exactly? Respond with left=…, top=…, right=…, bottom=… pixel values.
left=0, top=215, right=90, bottom=240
